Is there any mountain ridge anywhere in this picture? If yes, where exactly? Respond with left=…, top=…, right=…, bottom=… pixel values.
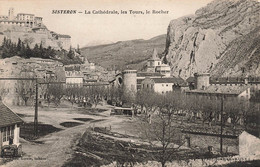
left=81, top=34, right=166, bottom=71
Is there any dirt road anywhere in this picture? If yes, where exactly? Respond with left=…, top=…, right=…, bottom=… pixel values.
left=1, top=102, right=125, bottom=167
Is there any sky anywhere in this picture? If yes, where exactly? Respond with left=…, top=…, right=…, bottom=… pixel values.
left=0, top=0, right=213, bottom=47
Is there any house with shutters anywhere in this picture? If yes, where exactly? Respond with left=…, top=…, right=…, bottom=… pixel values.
left=0, top=100, right=23, bottom=155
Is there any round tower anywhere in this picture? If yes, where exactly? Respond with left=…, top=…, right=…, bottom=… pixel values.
left=194, top=73, right=210, bottom=90
left=123, top=70, right=137, bottom=93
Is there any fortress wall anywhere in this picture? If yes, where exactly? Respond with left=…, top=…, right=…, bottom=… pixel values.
left=59, top=38, right=71, bottom=50
left=3, top=30, right=68, bottom=50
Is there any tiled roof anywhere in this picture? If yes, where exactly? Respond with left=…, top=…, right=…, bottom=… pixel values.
left=84, top=79, right=98, bottom=82
left=152, top=77, right=186, bottom=85
left=65, top=66, right=80, bottom=71
left=83, top=82, right=109, bottom=86
left=137, top=79, right=144, bottom=84
left=58, top=34, right=71, bottom=38
left=137, top=72, right=164, bottom=77
left=210, top=77, right=260, bottom=84
left=186, top=77, right=195, bottom=83
left=186, top=84, right=252, bottom=95
left=0, top=101, right=23, bottom=128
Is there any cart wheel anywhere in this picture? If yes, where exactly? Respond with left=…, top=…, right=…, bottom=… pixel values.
left=17, top=145, right=22, bottom=157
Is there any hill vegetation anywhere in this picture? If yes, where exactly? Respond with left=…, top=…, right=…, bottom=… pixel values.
left=80, top=34, right=166, bottom=71
left=0, top=37, right=83, bottom=65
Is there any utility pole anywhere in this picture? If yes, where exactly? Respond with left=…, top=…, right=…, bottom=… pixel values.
left=220, top=95, right=224, bottom=154
left=34, top=80, right=38, bottom=137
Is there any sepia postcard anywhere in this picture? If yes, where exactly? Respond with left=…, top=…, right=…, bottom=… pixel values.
left=0, top=0, right=259, bottom=166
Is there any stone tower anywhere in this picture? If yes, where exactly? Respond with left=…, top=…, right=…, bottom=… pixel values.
left=147, top=48, right=161, bottom=72
left=8, top=7, right=15, bottom=20
left=194, top=73, right=210, bottom=90
left=123, top=70, right=137, bottom=94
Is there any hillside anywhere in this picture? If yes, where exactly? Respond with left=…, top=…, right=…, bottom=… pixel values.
left=81, top=34, right=166, bottom=71
left=164, top=0, right=260, bottom=78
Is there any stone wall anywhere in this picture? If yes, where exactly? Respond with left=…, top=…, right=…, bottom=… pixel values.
left=0, top=24, right=71, bottom=50
left=186, top=133, right=239, bottom=154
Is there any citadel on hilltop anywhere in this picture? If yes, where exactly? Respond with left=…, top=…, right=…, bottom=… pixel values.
left=0, top=8, right=71, bottom=50
left=0, top=7, right=43, bottom=28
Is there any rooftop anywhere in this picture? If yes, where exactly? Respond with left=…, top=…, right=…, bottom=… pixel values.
left=150, top=77, right=186, bottom=86
left=186, top=84, right=252, bottom=95
left=137, top=72, right=164, bottom=77
left=65, top=66, right=80, bottom=71
left=58, top=34, right=71, bottom=38
left=186, top=77, right=195, bottom=83
left=0, top=101, right=23, bottom=128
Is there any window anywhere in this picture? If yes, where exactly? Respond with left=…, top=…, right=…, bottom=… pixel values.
left=11, top=126, right=14, bottom=139
left=2, top=126, right=14, bottom=142
left=3, top=127, right=7, bottom=142
left=162, top=84, right=164, bottom=87
left=166, top=84, right=168, bottom=87
left=7, top=127, right=10, bottom=138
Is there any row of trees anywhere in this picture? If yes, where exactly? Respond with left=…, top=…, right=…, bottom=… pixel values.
left=133, top=90, right=259, bottom=166
left=135, top=90, right=259, bottom=131
left=1, top=37, right=56, bottom=59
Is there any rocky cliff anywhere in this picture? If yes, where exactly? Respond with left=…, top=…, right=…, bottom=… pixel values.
left=164, top=0, right=260, bottom=78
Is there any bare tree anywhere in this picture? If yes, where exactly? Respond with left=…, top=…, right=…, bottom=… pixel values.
left=48, top=83, right=64, bottom=106
left=16, top=74, right=35, bottom=106
left=139, top=94, right=184, bottom=167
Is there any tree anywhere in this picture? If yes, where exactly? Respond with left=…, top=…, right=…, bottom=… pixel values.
left=33, top=43, right=40, bottom=57
left=76, top=44, right=81, bottom=54
left=16, top=79, right=35, bottom=106
left=17, top=38, right=22, bottom=51
left=25, top=44, right=33, bottom=58
left=139, top=93, right=184, bottom=167
left=48, top=84, right=64, bottom=106
left=67, top=46, right=74, bottom=59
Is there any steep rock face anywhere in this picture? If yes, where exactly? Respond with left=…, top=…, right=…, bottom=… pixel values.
left=165, top=0, right=260, bottom=78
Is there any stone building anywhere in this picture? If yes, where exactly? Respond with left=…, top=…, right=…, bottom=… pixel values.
left=141, top=77, right=186, bottom=94
left=0, top=8, right=71, bottom=51
left=64, top=65, right=84, bottom=86
left=146, top=49, right=162, bottom=73
left=186, top=74, right=260, bottom=100
left=0, top=8, right=43, bottom=28
left=146, top=48, right=171, bottom=77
